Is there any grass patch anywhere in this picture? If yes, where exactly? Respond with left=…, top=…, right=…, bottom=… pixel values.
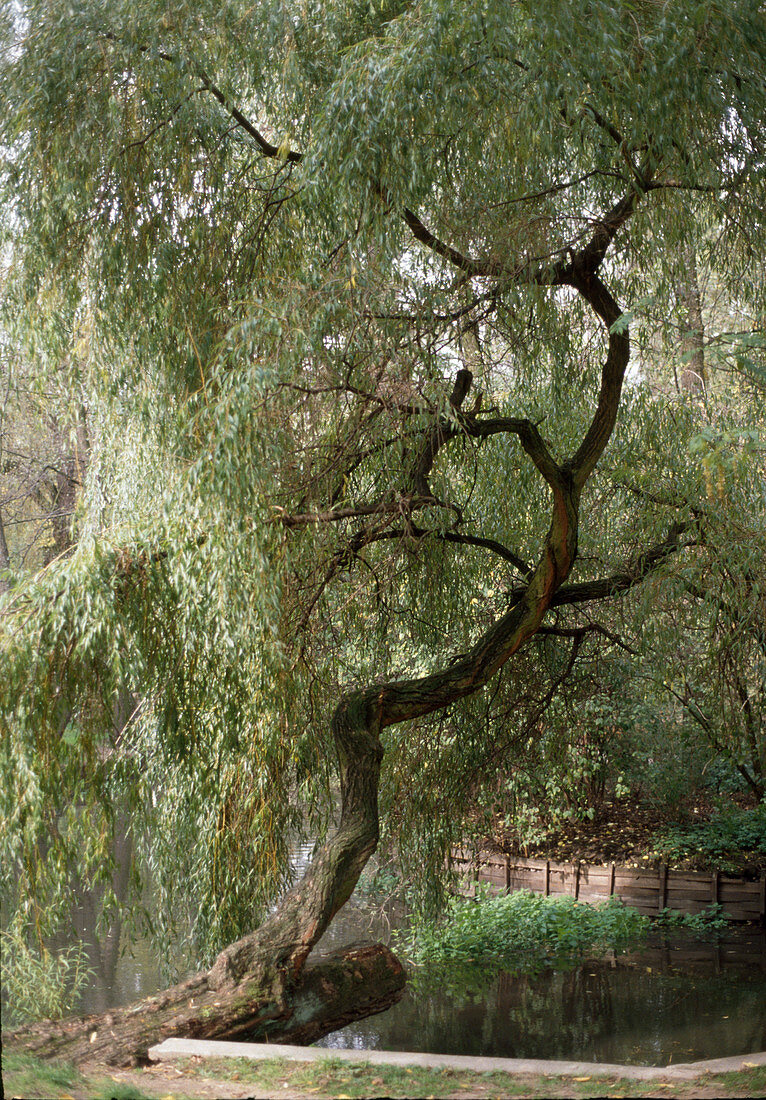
left=177, top=1056, right=536, bottom=1097
left=711, top=1063, right=766, bottom=1095
left=169, top=1056, right=766, bottom=1098
left=1, top=1050, right=82, bottom=1100
left=1, top=1048, right=156, bottom=1100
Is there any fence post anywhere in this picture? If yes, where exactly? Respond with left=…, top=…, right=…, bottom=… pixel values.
left=759, top=874, right=765, bottom=926
left=505, top=854, right=511, bottom=893
left=609, top=862, right=616, bottom=898
left=712, top=870, right=720, bottom=907
left=658, top=863, right=668, bottom=913
left=545, top=860, right=550, bottom=897
left=574, top=861, right=581, bottom=900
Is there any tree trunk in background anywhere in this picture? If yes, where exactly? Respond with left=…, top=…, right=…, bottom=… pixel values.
left=45, top=412, right=90, bottom=562
left=0, top=505, right=10, bottom=594
left=677, top=246, right=706, bottom=396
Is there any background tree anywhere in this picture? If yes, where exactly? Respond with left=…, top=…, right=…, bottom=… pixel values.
left=0, top=344, right=89, bottom=580
left=2, top=0, right=765, bottom=1064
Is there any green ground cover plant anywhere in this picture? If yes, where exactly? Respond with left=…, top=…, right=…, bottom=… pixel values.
left=649, top=804, right=766, bottom=872
left=400, top=889, right=649, bottom=970
left=655, top=904, right=729, bottom=932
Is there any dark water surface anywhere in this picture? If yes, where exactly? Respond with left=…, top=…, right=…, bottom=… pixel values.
left=27, top=887, right=766, bottom=1067
left=318, top=943, right=766, bottom=1065
left=312, top=899, right=766, bottom=1066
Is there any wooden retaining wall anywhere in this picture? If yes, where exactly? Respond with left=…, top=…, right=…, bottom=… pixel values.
left=450, top=849, right=766, bottom=923
left=621, top=931, right=766, bottom=971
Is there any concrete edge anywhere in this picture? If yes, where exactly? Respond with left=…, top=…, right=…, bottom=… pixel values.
left=147, top=1038, right=766, bottom=1081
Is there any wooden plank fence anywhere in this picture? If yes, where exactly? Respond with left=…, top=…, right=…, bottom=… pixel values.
left=449, top=849, right=766, bottom=924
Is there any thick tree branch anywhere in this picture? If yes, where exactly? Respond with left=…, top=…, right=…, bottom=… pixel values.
left=194, top=67, right=303, bottom=163
left=560, top=272, right=630, bottom=489
left=295, top=525, right=532, bottom=637
left=437, top=530, right=531, bottom=576
left=400, top=173, right=650, bottom=290
left=503, top=521, right=691, bottom=610
left=399, top=205, right=504, bottom=277
left=273, top=495, right=435, bottom=528
left=556, top=185, right=646, bottom=286
left=364, top=477, right=580, bottom=727
left=102, top=32, right=305, bottom=164
left=464, top=415, right=564, bottom=491
left=364, top=521, right=688, bottom=730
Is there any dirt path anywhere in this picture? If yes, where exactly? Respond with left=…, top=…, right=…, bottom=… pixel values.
left=91, top=1059, right=283, bottom=1098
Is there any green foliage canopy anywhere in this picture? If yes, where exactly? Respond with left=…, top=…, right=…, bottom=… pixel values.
left=1, top=0, right=765, bottom=959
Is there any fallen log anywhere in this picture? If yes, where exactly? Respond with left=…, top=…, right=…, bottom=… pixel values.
left=6, top=941, right=405, bottom=1066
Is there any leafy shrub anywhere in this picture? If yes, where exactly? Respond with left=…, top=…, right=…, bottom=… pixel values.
left=0, top=926, right=94, bottom=1023
left=399, top=888, right=649, bottom=971
left=656, top=903, right=729, bottom=932
left=650, top=803, right=766, bottom=871
left=355, top=863, right=402, bottom=902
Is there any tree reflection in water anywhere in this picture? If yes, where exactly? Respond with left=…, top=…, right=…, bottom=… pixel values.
left=320, top=932, right=766, bottom=1065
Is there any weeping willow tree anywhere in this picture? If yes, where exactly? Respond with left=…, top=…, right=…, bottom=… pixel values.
left=2, top=0, right=765, bottom=1065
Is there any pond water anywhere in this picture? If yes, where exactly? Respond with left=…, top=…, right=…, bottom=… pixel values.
left=313, top=896, right=766, bottom=1066
left=318, top=937, right=766, bottom=1065
left=9, top=880, right=766, bottom=1067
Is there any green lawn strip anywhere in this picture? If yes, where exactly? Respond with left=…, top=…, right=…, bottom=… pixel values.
left=709, top=1064, right=766, bottom=1095
left=175, top=1055, right=543, bottom=1097
left=2, top=1048, right=157, bottom=1100
left=5, top=1050, right=766, bottom=1100
left=170, top=1056, right=766, bottom=1099
left=556, top=1076, right=683, bottom=1098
